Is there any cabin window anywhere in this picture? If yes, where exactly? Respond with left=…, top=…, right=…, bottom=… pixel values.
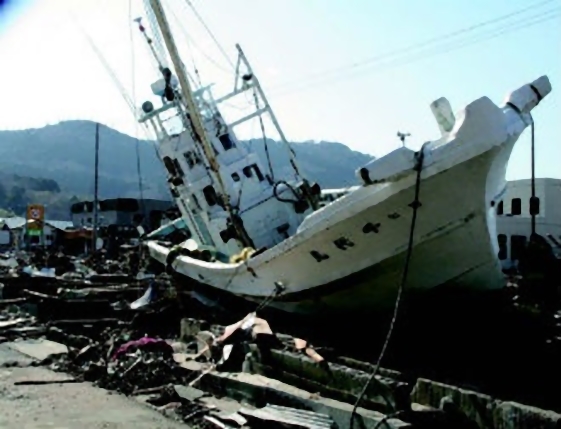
left=173, top=159, right=185, bottom=177
left=242, top=166, right=252, bottom=178
left=242, top=164, right=264, bottom=181
left=219, top=133, right=235, bottom=151
left=203, top=185, right=218, bottom=207
left=497, top=201, right=503, bottom=215
left=183, top=151, right=199, bottom=169
left=497, top=234, right=507, bottom=260
left=188, top=152, right=195, bottom=168
left=511, top=235, right=527, bottom=261
left=529, top=196, right=540, bottom=215
left=231, top=172, right=240, bottom=182
left=511, top=198, right=521, bottom=215
left=163, top=156, right=177, bottom=176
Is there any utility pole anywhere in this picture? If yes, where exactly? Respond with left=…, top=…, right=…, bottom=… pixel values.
left=530, top=120, right=536, bottom=237
left=92, top=122, right=100, bottom=253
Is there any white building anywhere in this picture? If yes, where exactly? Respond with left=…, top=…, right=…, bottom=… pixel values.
left=0, top=217, right=74, bottom=249
left=495, top=178, right=561, bottom=269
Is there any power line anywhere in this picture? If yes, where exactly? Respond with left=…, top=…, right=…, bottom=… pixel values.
left=269, top=8, right=560, bottom=99
left=268, top=0, right=558, bottom=94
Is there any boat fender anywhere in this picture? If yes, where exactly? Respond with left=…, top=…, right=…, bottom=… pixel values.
left=165, top=244, right=183, bottom=274
left=229, top=247, right=256, bottom=264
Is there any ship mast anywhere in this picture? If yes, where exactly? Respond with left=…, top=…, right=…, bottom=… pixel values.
left=148, top=0, right=253, bottom=249
left=149, top=0, right=221, bottom=186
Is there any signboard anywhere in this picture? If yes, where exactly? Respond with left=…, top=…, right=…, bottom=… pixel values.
left=26, top=204, right=45, bottom=231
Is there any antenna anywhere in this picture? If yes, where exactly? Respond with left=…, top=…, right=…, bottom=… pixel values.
left=397, top=131, right=411, bottom=147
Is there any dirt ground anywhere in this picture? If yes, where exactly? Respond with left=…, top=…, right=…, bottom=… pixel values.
left=0, top=344, right=188, bottom=429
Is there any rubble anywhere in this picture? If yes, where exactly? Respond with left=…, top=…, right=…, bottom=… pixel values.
left=1, top=245, right=560, bottom=428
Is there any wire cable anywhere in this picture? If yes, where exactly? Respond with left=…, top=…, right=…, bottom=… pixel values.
left=349, top=144, right=427, bottom=429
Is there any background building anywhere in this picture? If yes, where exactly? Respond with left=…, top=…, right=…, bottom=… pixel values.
left=496, top=178, right=561, bottom=269
left=0, top=217, right=74, bottom=249
left=70, top=198, right=176, bottom=233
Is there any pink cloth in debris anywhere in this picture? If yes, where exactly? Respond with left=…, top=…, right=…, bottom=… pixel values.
left=112, top=337, right=173, bottom=361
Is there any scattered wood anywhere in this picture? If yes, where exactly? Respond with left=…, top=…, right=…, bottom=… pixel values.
left=14, top=379, right=78, bottom=386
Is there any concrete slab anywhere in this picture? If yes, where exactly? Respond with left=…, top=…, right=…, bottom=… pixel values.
left=180, top=360, right=410, bottom=429
left=6, top=339, right=68, bottom=361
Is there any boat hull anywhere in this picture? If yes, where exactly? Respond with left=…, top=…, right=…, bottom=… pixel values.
left=146, top=77, right=552, bottom=316
left=148, top=142, right=510, bottom=315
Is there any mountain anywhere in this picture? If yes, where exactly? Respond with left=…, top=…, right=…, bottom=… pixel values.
left=0, top=120, right=373, bottom=219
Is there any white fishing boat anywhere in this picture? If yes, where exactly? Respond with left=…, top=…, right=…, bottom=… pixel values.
left=133, top=0, right=552, bottom=315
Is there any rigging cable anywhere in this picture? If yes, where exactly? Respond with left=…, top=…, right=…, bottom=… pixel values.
left=268, top=0, right=558, bottom=95
left=182, top=0, right=235, bottom=69
left=166, top=3, right=252, bottom=112
left=169, top=9, right=234, bottom=76
left=68, top=7, right=135, bottom=115
left=349, top=143, right=428, bottom=429
left=142, top=0, right=170, bottom=69
left=129, top=0, right=146, bottom=217
left=178, top=0, right=297, bottom=177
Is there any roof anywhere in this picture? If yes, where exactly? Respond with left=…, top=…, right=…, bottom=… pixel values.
left=0, top=217, right=26, bottom=230
left=45, top=220, right=74, bottom=230
left=0, top=217, right=74, bottom=231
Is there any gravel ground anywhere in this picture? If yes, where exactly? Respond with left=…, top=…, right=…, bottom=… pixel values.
left=0, top=344, right=188, bottom=429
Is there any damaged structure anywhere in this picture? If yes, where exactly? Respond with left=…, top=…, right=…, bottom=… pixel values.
left=1, top=247, right=560, bottom=428
left=495, top=178, right=561, bottom=268
left=70, top=197, right=176, bottom=233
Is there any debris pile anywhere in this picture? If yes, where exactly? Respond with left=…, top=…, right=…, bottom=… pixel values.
left=1, top=246, right=561, bottom=428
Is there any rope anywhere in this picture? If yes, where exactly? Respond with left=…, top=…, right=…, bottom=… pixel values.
left=255, top=282, right=285, bottom=313
left=349, top=143, right=427, bottom=429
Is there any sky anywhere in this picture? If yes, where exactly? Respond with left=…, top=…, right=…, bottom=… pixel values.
left=0, top=0, right=559, bottom=181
